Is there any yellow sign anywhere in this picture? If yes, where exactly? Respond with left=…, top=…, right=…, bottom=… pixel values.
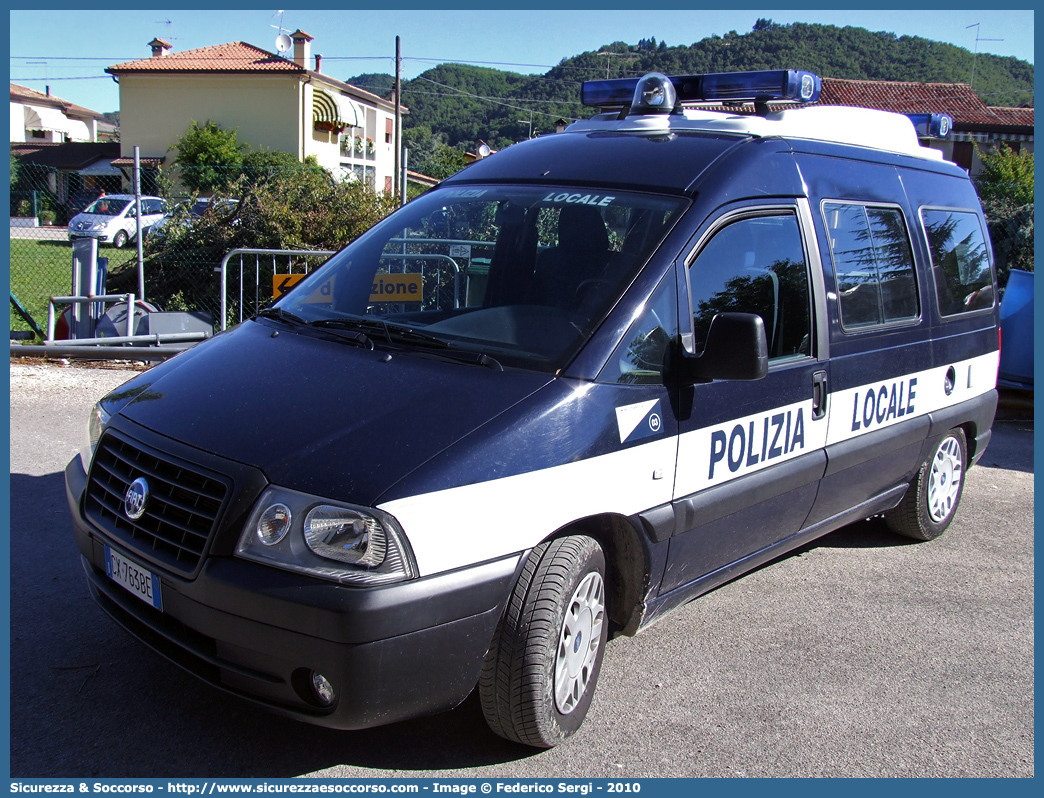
left=370, top=273, right=423, bottom=302
left=272, top=273, right=422, bottom=304
left=272, top=273, right=306, bottom=298
left=273, top=274, right=335, bottom=304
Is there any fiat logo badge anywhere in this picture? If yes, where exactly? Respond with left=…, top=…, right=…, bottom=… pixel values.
left=124, top=477, right=150, bottom=520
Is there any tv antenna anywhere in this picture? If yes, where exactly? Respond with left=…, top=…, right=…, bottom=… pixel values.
left=155, top=19, right=178, bottom=43
left=271, top=10, right=292, bottom=54
left=966, top=23, right=1003, bottom=90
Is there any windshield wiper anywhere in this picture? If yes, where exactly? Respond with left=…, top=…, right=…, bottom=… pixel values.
left=312, top=317, right=392, bottom=345
left=415, top=349, right=504, bottom=371
left=256, top=307, right=309, bottom=326
left=257, top=310, right=373, bottom=348
left=313, top=317, right=450, bottom=349
left=311, top=317, right=500, bottom=369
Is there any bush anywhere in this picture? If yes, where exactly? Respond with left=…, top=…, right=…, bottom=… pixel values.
left=975, top=144, right=1034, bottom=288
left=975, top=143, right=1033, bottom=206
left=980, top=195, right=1034, bottom=290
left=110, top=162, right=398, bottom=318
left=170, top=120, right=246, bottom=193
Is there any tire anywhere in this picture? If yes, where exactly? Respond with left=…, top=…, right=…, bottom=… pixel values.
left=885, top=428, right=968, bottom=541
left=480, top=535, right=608, bottom=748
left=112, top=230, right=128, bottom=248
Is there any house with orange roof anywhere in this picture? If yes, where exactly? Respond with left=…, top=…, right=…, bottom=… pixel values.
left=106, top=33, right=403, bottom=193
left=10, top=82, right=103, bottom=143
left=817, top=78, right=1033, bottom=176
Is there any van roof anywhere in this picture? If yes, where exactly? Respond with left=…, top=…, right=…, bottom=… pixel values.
left=567, top=105, right=945, bottom=162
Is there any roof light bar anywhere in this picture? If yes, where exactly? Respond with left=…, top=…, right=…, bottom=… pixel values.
left=581, top=69, right=822, bottom=111
left=905, top=113, right=953, bottom=138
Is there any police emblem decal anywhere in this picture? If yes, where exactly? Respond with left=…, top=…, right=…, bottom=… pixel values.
left=124, top=477, right=149, bottom=520
left=615, top=399, right=664, bottom=444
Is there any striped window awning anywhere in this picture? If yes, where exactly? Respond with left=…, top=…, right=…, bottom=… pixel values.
left=313, top=89, right=359, bottom=128
left=24, top=104, right=91, bottom=140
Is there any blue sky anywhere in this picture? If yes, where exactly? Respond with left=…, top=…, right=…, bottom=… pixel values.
left=9, top=7, right=1036, bottom=114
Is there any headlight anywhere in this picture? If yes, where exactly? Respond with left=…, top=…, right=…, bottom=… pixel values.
left=90, top=222, right=106, bottom=231
left=79, top=401, right=111, bottom=472
left=236, top=487, right=417, bottom=586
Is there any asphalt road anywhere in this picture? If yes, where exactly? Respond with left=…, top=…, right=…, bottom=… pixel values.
left=8, top=361, right=1034, bottom=778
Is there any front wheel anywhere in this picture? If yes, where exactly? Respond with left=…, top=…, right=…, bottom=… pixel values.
left=480, top=535, right=608, bottom=747
left=885, top=428, right=968, bottom=540
left=112, top=230, right=128, bottom=248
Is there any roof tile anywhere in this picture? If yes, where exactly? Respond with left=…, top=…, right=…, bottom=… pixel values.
left=818, top=77, right=1033, bottom=127
left=107, top=41, right=303, bottom=74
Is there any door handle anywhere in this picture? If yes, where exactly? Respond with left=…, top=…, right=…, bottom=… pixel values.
left=812, top=370, right=828, bottom=420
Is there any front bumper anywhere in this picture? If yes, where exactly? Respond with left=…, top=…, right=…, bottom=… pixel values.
left=66, top=456, right=521, bottom=730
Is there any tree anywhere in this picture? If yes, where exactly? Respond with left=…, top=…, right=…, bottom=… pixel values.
left=116, top=156, right=399, bottom=321
left=241, top=149, right=325, bottom=187
left=403, top=127, right=468, bottom=181
left=975, top=143, right=1033, bottom=206
left=170, top=120, right=246, bottom=192
left=975, top=144, right=1034, bottom=284
left=10, top=152, right=20, bottom=188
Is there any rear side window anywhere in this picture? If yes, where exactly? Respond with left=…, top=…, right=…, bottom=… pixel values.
left=822, top=202, right=919, bottom=330
left=920, top=209, right=995, bottom=316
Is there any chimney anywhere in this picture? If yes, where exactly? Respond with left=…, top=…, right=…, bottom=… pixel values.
left=314, top=53, right=322, bottom=73
left=149, top=38, right=172, bottom=58
left=45, top=85, right=50, bottom=97
left=291, top=30, right=313, bottom=69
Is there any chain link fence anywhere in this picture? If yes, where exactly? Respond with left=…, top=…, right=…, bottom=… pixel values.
left=9, top=160, right=1034, bottom=339
left=10, top=162, right=400, bottom=336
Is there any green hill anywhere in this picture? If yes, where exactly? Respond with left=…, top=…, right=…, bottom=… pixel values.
left=347, top=20, right=1033, bottom=153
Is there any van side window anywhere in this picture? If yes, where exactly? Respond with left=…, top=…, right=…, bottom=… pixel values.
left=689, top=213, right=811, bottom=362
left=920, top=209, right=995, bottom=316
left=822, top=202, right=919, bottom=330
left=598, top=276, right=678, bottom=385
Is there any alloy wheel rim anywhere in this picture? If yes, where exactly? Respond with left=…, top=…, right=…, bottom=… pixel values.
left=927, top=436, right=963, bottom=523
left=554, top=571, right=605, bottom=715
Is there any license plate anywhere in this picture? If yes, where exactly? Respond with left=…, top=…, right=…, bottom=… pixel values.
left=104, top=546, right=163, bottom=611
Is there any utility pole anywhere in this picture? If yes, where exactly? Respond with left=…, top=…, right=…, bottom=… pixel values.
left=394, top=36, right=402, bottom=207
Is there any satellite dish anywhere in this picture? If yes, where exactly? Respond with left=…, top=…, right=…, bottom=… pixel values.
left=275, top=33, right=292, bottom=52
left=478, top=143, right=491, bottom=158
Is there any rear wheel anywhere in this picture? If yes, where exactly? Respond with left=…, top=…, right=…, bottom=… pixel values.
left=885, top=428, right=967, bottom=541
left=480, top=535, right=607, bottom=747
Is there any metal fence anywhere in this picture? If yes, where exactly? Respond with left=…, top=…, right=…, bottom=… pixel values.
left=9, top=161, right=400, bottom=337
left=8, top=160, right=1034, bottom=339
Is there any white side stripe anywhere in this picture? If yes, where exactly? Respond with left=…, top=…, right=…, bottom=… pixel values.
left=379, top=437, right=678, bottom=576
left=381, top=351, right=997, bottom=577
left=825, top=351, right=999, bottom=446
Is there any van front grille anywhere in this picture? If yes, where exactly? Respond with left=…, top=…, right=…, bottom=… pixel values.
left=84, top=433, right=229, bottom=577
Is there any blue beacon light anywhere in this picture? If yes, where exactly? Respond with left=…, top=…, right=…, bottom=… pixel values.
left=905, top=113, right=954, bottom=138
left=581, top=69, right=823, bottom=112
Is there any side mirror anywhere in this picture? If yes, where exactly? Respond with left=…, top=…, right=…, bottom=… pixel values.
left=677, top=312, right=768, bottom=385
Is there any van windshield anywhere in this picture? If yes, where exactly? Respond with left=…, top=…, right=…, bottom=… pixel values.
left=275, top=185, right=687, bottom=372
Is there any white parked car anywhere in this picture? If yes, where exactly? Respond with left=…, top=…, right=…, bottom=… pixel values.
left=67, top=194, right=167, bottom=248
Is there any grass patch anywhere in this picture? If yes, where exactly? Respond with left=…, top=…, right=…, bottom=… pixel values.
left=9, top=238, right=138, bottom=335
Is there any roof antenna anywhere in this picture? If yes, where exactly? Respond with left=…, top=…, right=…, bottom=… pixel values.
left=965, top=23, right=1003, bottom=91
left=155, top=19, right=178, bottom=44
left=271, top=10, right=292, bottom=55
left=270, top=10, right=287, bottom=36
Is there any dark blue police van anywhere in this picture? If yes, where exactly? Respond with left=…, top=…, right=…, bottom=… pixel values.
left=67, top=70, right=1000, bottom=747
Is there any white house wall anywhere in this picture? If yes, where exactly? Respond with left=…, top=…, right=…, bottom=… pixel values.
left=118, top=74, right=302, bottom=160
